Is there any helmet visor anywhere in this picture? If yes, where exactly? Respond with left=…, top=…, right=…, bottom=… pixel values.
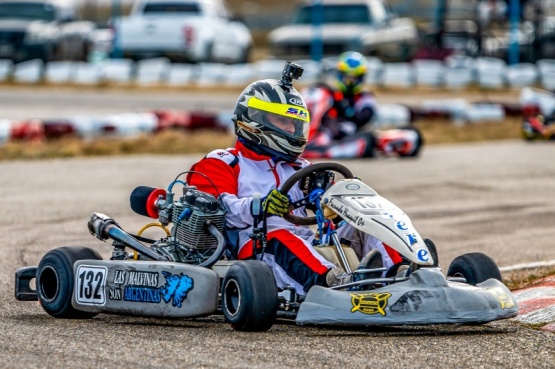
left=338, top=72, right=364, bottom=88
left=247, top=98, right=310, bottom=141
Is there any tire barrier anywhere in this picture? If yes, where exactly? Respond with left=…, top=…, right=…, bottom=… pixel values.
left=0, top=110, right=231, bottom=145
left=1, top=56, right=555, bottom=90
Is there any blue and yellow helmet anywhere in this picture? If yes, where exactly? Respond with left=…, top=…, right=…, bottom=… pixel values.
left=336, top=51, right=368, bottom=93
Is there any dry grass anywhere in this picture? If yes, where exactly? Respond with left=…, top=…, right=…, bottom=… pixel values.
left=503, top=266, right=555, bottom=291
left=0, top=117, right=523, bottom=161
left=0, top=130, right=236, bottom=160
left=414, top=116, right=522, bottom=145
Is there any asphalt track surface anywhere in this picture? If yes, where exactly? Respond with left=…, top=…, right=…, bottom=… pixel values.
left=1, top=86, right=554, bottom=368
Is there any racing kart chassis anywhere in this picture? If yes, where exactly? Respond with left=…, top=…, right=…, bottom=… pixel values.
left=14, top=161, right=518, bottom=331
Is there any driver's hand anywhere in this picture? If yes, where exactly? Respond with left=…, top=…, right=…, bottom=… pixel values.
left=263, top=189, right=290, bottom=217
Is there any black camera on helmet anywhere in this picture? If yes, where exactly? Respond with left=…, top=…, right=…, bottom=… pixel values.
left=280, top=62, right=304, bottom=89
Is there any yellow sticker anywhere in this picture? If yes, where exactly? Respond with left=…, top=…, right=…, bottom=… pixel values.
left=350, top=292, right=391, bottom=316
left=485, top=287, right=515, bottom=310
left=248, top=97, right=310, bottom=122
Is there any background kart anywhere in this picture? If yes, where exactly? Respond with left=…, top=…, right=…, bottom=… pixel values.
left=522, top=114, right=555, bottom=141
left=302, top=85, right=423, bottom=159
left=15, top=162, right=517, bottom=331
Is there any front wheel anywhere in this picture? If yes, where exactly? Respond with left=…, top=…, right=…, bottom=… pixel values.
left=446, top=252, right=502, bottom=285
left=221, top=260, right=278, bottom=331
left=36, top=246, right=102, bottom=318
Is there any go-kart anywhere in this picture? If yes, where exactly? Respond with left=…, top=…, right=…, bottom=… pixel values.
left=301, top=85, right=423, bottom=159
left=521, top=114, right=555, bottom=141
left=14, top=162, right=518, bottom=331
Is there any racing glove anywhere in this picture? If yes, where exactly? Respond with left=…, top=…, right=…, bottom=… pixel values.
left=262, top=189, right=290, bottom=217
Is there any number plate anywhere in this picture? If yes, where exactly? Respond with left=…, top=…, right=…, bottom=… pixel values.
left=75, top=265, right=107, bottom=306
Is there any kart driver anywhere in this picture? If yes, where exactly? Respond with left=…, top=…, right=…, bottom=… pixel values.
left=187, top=71, right=402, bottom=296
left=313, top=51, right=377, bottom=141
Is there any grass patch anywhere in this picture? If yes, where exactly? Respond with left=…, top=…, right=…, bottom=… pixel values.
left=503, top=266, right=555, bottom=291
left=415, top=116, right=522, bottom=145
left=0, top=130, right=236, bottom=160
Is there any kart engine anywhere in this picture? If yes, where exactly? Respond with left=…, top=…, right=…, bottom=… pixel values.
left=150, top=186, right=226, bottom=264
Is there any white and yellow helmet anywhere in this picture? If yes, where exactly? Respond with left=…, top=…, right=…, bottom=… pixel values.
left=232, top=78, right=310, bottom=162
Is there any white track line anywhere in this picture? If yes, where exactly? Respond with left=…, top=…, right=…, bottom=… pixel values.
left=499, top=259, right=555, bottom=272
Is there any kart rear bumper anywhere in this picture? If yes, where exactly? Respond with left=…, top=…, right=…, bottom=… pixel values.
left=14, top=266, right=38, bottom=301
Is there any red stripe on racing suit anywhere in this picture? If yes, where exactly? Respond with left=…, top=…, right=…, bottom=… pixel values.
left=238, top=229, right=330, bottom=275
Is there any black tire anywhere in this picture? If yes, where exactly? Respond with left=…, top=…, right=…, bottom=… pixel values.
left=36, top=246, right=102, bottom=319
left=385, top=261, right=410, bottom=278
left=386, top=237, right=439, bottom=277
left=446, top=252, right=502, bottom=285
left=398, top=126, right=423, bottom=158
left=423, top=238, right=439, bottom=268
left=221, top=260, right=278, bottom=332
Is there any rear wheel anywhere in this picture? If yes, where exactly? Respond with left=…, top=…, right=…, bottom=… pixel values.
left=36, top=246, right=102, bottom=319
left=398, top=126, right=423, bottom=158
left=447, top=252, right=502, bottom=285
left=221, top=260, right=278, bottom=331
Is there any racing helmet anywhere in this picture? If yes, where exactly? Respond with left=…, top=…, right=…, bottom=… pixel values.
left=336, top=51, right=368, bottom=94
left=232, top=78, right=310, bottom=162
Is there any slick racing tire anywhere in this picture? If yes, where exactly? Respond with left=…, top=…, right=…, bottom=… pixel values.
left=36, top=246, right=102, bottom=319
left=423, top=238, right=439, bottom=268
left=221, top=260, right=278, bottom=332
left=398, top=127, right=423, bottom=158
left=446, top=252, right=502, bottom=285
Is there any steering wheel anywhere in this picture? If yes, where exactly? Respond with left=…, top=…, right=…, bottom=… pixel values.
left=280, top=162, right=354, bottom=226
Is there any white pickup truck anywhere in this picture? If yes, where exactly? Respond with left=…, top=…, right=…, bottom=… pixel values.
left=268, top=0, right=418, bottom=62
left=111, top=0, right=253, bottom=63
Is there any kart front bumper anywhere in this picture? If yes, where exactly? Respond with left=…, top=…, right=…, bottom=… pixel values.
left=296, top=268, right=518, bottom=326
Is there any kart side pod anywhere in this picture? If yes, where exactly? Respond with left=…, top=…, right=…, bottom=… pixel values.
left=72, top=260, right=219, bottom=318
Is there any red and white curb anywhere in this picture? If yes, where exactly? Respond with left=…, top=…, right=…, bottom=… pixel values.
left=501, top=261, right=555, bottom=332
left=511, top=276, right=555, bottom=332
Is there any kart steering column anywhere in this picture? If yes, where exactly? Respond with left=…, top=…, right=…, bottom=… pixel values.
left=327, top=220, right=353, bottom=274
left=249, top=193, right=268, bottom=260
left=310, top=187, right=352, bottom=274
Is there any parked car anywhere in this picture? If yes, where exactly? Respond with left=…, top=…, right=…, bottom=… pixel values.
left=110, top=0, right=253, bottom=63
left=268, top=0, right=418, bottom=62
left=0, top=0, right=96, bottom=62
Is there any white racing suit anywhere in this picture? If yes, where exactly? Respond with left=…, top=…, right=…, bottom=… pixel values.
left=187, top=140, right=400, bottom=295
